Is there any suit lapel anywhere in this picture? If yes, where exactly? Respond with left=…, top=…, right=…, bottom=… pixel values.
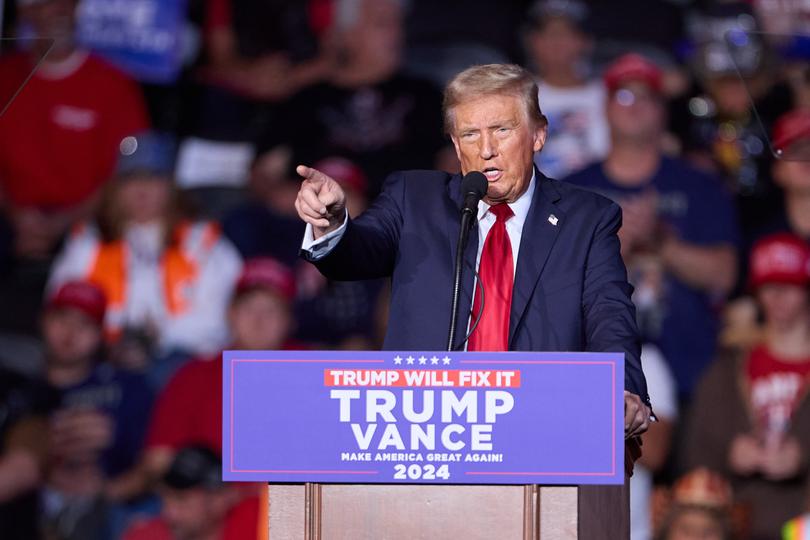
left=509, top=173, right=563, bottom=346
left=445, top=174, right=479, bottom=346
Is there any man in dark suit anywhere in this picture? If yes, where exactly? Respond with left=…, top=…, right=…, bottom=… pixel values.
left=295, top=63, right=651, bottom=436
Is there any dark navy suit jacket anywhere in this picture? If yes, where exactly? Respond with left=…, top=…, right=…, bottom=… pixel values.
left=304, top=169, right=650, bottom=403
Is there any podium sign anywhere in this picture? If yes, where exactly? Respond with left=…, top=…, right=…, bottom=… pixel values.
left=223, top=351, right=624, bottom=485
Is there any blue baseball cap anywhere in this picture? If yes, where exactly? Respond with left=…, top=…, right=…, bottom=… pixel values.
left=116, top=131, right=177, bottom=179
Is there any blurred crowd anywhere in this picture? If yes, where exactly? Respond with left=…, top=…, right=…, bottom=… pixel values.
left=1, top=0, right=810, bottom=538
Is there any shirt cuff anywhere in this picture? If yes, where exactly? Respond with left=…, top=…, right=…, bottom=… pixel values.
left=301, top=211, right=348, bottom=260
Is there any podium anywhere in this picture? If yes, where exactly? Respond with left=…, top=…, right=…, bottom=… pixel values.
left=223, top=350, right=632, bottom=540
left=266, top=481, right=629, bottom=539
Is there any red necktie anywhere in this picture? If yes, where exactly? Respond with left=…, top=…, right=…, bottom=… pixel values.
left=468, top=204, right=514, bottom=351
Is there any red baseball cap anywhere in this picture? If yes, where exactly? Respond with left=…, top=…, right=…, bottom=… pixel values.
left=603, top=53, right=663, bottom=94
left=236, top=258, right=296, bottom=301
left=748, top=233, right=810, bottom=290
left=771, top=109, right=810, bottom=155
left=673, top=468, right=732, bottom=509
left=47, top=280, right=107, bottom=325
left=313, top=157, right=368, bottom=195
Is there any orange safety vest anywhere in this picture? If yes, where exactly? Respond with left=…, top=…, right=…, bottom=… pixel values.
left=86, top=222, right=221, bottom=341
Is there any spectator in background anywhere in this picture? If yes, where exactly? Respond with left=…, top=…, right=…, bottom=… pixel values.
left=115, top=258, right=296, bottom=501
left=0, top=0, right=149, bottom=255
left=269, top=0, right=446, bottom=197
left=565, top=53, right=739, bottom=400
left=654, top=468, right=733, bottom=540
left=0, top=0, right=149, bottom=336
left=523, top=0, right=610, bottom=179
left=122, top=446, right=260, bottom=540
left=683, top=234, right=810, bottom=539
left=0, top=366, right=49, bottom=540
left=47, top=131, right=242, bottom=384
left=39, top=280, right=153, bottom=540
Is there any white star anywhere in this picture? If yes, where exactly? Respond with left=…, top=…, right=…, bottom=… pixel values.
left=393, top=356, right=402, bottom=365
left=442, top=356, right=452, bottom=365
left=406, top=356, right=415, bottom=365
left=418, top=356, right=427, bottom=365
left=430, top=356, right=439, bottom=365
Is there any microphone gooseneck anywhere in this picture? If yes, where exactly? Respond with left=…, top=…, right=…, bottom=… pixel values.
left=447, top=171, right=489, bottom=351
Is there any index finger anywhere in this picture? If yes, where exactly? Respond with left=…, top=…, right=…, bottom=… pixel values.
left=296, top=165, right=330, bottom=187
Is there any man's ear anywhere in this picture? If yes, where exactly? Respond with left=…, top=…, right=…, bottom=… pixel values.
left=533, top=124, right=548, bottom=153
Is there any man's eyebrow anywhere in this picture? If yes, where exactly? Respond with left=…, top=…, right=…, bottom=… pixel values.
left=488, top=120, right=519, bottom=129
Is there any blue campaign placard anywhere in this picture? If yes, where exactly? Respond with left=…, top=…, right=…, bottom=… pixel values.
left=223, top=350, right=625, bottom=485
left=75, top=0, right=186, bottom=83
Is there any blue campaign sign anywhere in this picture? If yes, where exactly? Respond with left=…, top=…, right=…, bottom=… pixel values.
left=75, top=0, right=186, bottom=83
left=223, top=350, right=625, bottom=485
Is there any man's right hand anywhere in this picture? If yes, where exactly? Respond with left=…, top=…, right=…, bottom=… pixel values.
left=294, top=165, right=346, bottom=239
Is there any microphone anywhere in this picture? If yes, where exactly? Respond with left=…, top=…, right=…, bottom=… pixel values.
left=460, top=171, right=488, bottom=217
left=447, top=171, right=488, bottom=351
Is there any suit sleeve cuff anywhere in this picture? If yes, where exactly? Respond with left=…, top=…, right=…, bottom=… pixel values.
left=300, top=211, right=348, bottom=260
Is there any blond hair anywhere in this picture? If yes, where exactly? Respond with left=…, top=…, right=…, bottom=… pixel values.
left=443, top=64, right=547, bottom=134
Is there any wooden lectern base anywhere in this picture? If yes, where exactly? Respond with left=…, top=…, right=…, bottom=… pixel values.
left=267, top=482, right=629, bottom=539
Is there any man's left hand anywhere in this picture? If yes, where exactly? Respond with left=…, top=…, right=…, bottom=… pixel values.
left=624, top=391, right=651, bottom=438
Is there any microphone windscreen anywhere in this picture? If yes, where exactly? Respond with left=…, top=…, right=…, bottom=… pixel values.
left=461, top=171, right=487, bottom=198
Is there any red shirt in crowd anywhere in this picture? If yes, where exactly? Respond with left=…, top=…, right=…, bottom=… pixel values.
left=147, top=342, right=305, bottom=453
left=122, top=493, right=261, bottom=540
left=0, top=50, right=149, bottom=209
left=147, top=353, right=224, bottom=453
left=746, top=344, right=810, bottom=440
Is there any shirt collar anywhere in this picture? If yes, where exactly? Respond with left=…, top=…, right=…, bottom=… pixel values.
left=477, top=168, right=536, bottom=228
left=36, top=50, right=88, bottom=80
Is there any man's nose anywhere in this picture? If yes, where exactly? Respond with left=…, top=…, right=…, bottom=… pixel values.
left=479, top=134, right=498, bottom=160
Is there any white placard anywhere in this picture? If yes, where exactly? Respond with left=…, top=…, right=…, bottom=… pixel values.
left=175, top=137, right=254, bottom=188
